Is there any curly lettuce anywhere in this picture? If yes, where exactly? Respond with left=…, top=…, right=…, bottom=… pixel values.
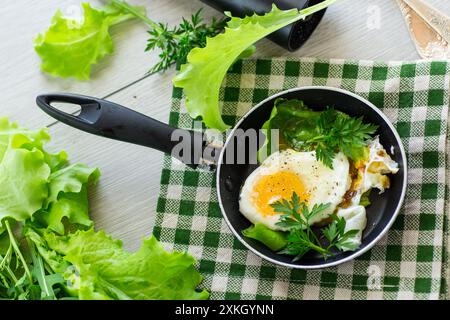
left=44, top=229, right=209, bottom=300
left=0, top=118, right=51, bottom=223
left=173, top=0, right=338, bottom=131
left=37, top=164, right=100, bottom=235
left=34, top=2, right=144, bottom=80
left=0, top=118, right=99, bottom=231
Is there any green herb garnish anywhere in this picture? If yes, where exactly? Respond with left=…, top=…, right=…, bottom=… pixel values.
left=305, top=109, right=378, bottom=168
left=108, top=0, right=227, bottom=73
left=145, top=9, right=227, bottom=73
left=271, top=192, right=360, bottom=261
left=261, top=99, right=377, bottom=168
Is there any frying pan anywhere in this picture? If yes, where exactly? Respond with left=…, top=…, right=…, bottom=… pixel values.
left=36, top=86, right=407, bottom=269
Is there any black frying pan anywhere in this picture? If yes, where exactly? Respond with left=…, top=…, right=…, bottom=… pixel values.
left=36, top=87, right=407, bottom=269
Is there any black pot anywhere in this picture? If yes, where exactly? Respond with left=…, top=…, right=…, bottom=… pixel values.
left=36, top=87, right=407, bottom=269
left=199, top=0, right=328, bottom=51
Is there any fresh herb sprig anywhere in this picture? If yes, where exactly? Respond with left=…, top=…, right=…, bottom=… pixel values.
left=272, top=193, right=359, bottom=261
left=146, top=9, right=227, bottom=73
left=107, top=0, right=226, bottom=73
left=305, top=109, right=378, bottom=168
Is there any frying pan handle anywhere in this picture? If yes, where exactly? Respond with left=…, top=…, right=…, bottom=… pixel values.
left=36, top=93, right=214, bottom=169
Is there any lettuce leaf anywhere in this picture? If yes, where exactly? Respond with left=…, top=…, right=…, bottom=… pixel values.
left=0, top=118, right=208, bottom=300
left=45, top=164, right=100, bottom=205
left=0, top=148, right=50, bottom=222
left=34, top=3, right=142, bottom=80
left=260, top=98, right=320, bottom=160
left=0, top=118, right=98, bottom=232
left=35, top=164, right=100, bottom=235
left=0, top=118, right=51, bottom=222
left=242, top=223, right=287, bottom=251
left=44, top=229, right=209, bottom=300
left=173, top=0, right=338, bottom=131
left=36, top=186, right=94, bottom=235
left=257, top=105, right=278, bottom=162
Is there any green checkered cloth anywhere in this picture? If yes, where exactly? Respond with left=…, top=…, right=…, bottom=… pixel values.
left=153, top=58, right=450, bottom=300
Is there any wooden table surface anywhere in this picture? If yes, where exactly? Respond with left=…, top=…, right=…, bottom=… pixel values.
left=1, top=0, right=449, bottom=287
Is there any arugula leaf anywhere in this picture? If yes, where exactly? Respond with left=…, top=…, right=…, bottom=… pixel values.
left=242, top=223, right=288, bottom=251
left=27, top=236, right=66, bottom=300
left=34, top=2, right=143, bottom=80
left=24, top=227, right=70, bottom=275
left=173, top=0, right=338, bottom=130
left=45, top=229, right=209, bottom=300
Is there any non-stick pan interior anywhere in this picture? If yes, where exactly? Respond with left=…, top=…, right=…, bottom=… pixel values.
left=217, top=87, right=406, bottom=268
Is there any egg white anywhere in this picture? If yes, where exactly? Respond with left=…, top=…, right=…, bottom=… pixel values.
left=336, top=137, right=399, bottom=249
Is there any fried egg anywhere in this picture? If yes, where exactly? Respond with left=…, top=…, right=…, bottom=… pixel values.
left=239, top=137, right=399, bottom=251
left=239, top=149, right=351, bottom=231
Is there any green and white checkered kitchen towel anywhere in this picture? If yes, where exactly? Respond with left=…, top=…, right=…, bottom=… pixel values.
left=153, top=57, right=450, bottom=300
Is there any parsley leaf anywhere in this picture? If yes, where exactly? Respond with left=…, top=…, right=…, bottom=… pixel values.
left=260, top=100, right=377, bottom=168
left=271, top=193, right=360, bottom=261
left=145, top=9, right=227, bottom=73
left=305, top=109, right=378, bottom=168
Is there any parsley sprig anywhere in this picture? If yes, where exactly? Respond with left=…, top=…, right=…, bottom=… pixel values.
left=305, top=109, right=378, bottom=168
left=272, top=193, right=360, bottom=261
left=146, top=10, right=227, bottom=73
left=107, top=1, right=227, bottom=73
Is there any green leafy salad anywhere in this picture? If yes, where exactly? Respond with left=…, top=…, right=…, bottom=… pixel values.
left=0, top=118, right=207, bottom=300
left=239, top=99, right=399, bottom=262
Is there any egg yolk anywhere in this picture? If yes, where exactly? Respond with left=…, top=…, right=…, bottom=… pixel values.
left=252, top=171, right=308, bottom=216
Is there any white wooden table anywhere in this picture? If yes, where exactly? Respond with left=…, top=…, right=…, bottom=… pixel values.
left=1, top=0, right=449, bottom=287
